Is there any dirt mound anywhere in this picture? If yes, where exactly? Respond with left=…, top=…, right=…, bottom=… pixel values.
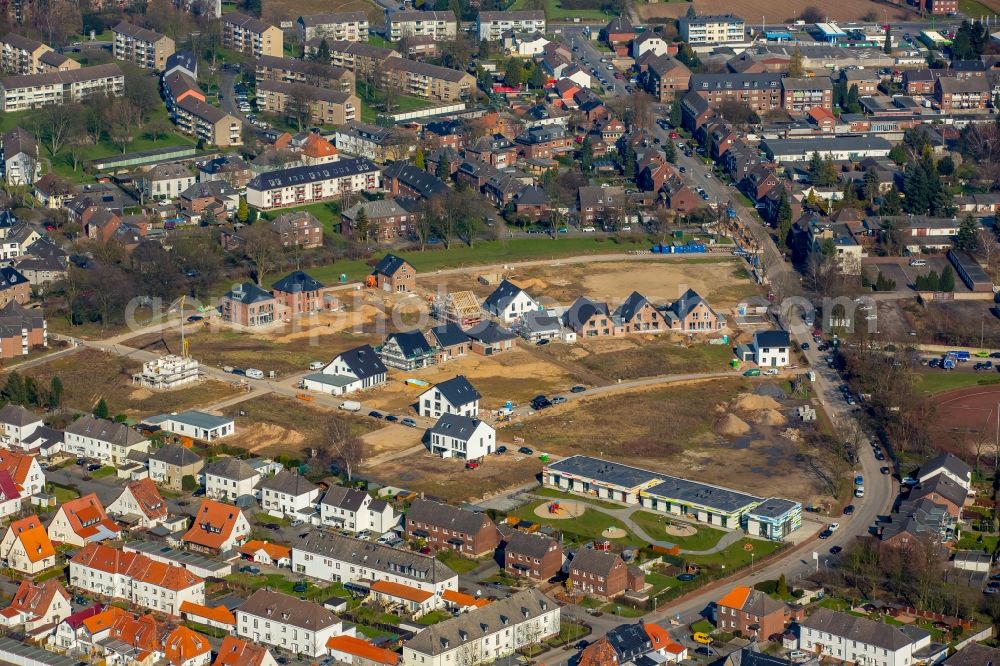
left=734, top=393, right=782, bottom=412
left=129, top=388, right=154, bottom=401
left=782, top=428, right=802, bottom=442
left=753, top=409, right=787, bottom=426
left=716, top=413, right=751, bottom=436
left=514, top=278, right=548, bottom=291
left=241, top=423, right=307, bottom=452
left=567, top=348, right=591, bottom=359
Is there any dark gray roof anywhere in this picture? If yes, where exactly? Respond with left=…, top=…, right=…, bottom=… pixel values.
left=165, top=50, right=197, bottom=76
left=646, top=476, right=759, bottom=513
left=565, top=296, right=610, bottom=328
left=65, top=416, right=146, bottom=447
left=386, top=329, right=433, bottom=360
left=403, top=589, right=552, bottom=657
left=203, top=457, right=259, bottom=481
left=224, top=282, right=274, bottom=305
left=3, top=127, right=35, bottom=158
left=272, top=270, right=324, bottom=294
left=520, top=310, right=560, bottom=334
left=463, top=320, right=516, bottom=344
left=258, top=470, right=319, bottom=496
left=297, top=532, right=456, bottom=584
left=151, top=444, right=203, bottom=467
left=761, top=136, right=893, bottom=156
left=483, top=279, right=529, bottom=313
left=726, top=647, right=802, bottom=666
left=504, top=530, right=558, bottom=559
left=320, top=485, right=369, bottom=512
left=514, top=186, right=548, bottom=206
left=569, top=548, right=622, bottom=576
left=430, top=322, right=469, bottom=349
left=237, top=589, right=340, bottom=630
left=247, top=158, right=378, bottom=192
left=748, top=497, right=799, bottom=519
left=336, top=344, right=388, bottom=380
left=801, top=608, right=926, bottom=651
left=944, top=643, right=1000, bottom=665
left=547, top=456, right=662, bottom=489
left=754, top=329, right=790, bottom=348
left=614, top=291, right=651, bottom=323
left=920, top=452, right=972, bottom=482
left=606, top=623, right=652, bottom=662
left=0, top=266, right=27, bottom=290
left=429, top=375, right=480, bottom=407
left=428, top=413, right=485, bottom=442
left=909, top=473, right=967, bottom=509
left=691, top=73, right=781, bottom=91
left=298, top=11, right=368, bottom=26
left=382, top=161, right=450, bottom=199
left=373, top=253, right=411, bottom=277
left=0, top=404, right=40, bottom=427
left=407, top=497, right=496, bottom=537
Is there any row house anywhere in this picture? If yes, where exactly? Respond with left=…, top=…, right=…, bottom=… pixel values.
left=256, top=80, right=358, bottom=126
left=0, top=64, right=123, bottom=112
left=246, top=159, right=380, bottom=210
left=255, top=55, right=354, bottom=92
left=222, top=13, right=282, bottom=58
left=699, top=119, right=737, bottom=160
left=724, top=140, right=760, bottom=180
left=405, top=497, right=501, bottom=557
left=236, top=589, right=344, bottom=657
left=741, top=164, right=781, bottom=202
left=386, top=10, right=457, bottom=41
left=296, top=11, right=369, bottom=42
left=112, top=22, right=175, bottom=71
left=382, top=161, right=449, bottom=199
left=69, top=542, right=205, bottom=615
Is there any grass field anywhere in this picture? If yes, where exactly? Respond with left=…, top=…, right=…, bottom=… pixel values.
left=958, top=0, right=998, bottom=16
left=508, top=0, right=616, bottom=19
left=510, top=500, right=641, bottom=546
left=435, top=550, right=480, bottom=574
left=304, top=237, right=658, bottom=284
left=14, top=349, right=239, bottom=417
left=915, top=371, right=1000, bottom=395
left=686, top=537, right=783, bottom=569
left=566, top=339, right=736, bottom=382
left=629, top=511, right=726, bottom=550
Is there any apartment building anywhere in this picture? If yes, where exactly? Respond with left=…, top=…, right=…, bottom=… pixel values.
left=236, top=590, right=345, bottom=657
left=112, top=22, right=175, bottom=71
left=936, top=76, right=990, bottom=110
left=246, top=159, right=380, bottom=210
left=405, top=497, right=501, bottom=557
left=386, top=10, right=457, bottom=41
left=255, top=55, right=354, bottom=91
left=256, top=80, right=359, bottom=126
left=476, top=11, right=545, bottom=41
left=316, top=40, right=399, bottom=75
left=0, top=64, right=124, bottom=112
left=383, top=58, right=474, bottom=102
left=296, top=12, right=369, bottom=42
left=69, top=542, right=205, bottom=615
left=174, top=97, right=242, bottom=147
left=643, top=54, right=692, bottom=101
left=222, top=13, right=283, bottom=58
left=678, top=14, right=746, bottom=46
left=781, top=76, right=834, bottom=112
left=0, top=33, right=54, bottom=74
left=688, top=72, right=783, bottom=113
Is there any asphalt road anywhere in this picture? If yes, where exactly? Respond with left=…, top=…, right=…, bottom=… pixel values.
left=562, top=26, right=629, bottom=97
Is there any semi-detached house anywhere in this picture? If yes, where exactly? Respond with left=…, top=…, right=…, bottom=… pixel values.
left=69, top=542, right=205, bottom=615
left=303, top=344, right=387, bottom=396
left=799, top=608, right=944, bottom=666
left=107, top=478, right=169, bottom=529
left=64, top=416, right=149, bottom=466
left=258, top=471, right=320, bottom=520
left=203, top=457, right=261, bottom=501
left=418, top=375, right=481, bottom=419
left=47, top=493, right=121, bottom=547
left=319, top=485, right=398, bottom=534
left=0, top=515, right=55, bottom=574
left=405, top=497, right=500, bottom=558
left=148, top=444, right=204, bottom=491
left=236, top=589, right=346, bottom=658
left=182, top=499, right=251, bottom=555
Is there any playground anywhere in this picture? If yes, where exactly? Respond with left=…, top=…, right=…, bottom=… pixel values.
left=535, top=499, right=587, bottom=520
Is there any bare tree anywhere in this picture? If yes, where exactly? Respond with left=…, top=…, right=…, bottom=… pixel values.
left=976, top=227, right=999, bottom=281
left=34, top=104, right=79, bottom=156
left=321, top=415, right=365, bottom=482
left=240, top=223, right=281, bottom=285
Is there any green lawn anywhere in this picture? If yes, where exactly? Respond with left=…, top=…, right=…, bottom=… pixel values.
left=547, top=622, right=589, bottom=646
left=511, top=500, right=640, bottom=546
left=355, top=625, right=399, bottom=640
left=691, top=619, right=714, bottom=634
left=687, top=538, right=784, bottom=570
left=507, top=0, right=616, bottom=20
left=958, top=0, right=994, bottom=16
left=915, top=371, right=1000, bottom=395
left=629, top=512, right=727, bottom=551
left=90, top=467, right=116, bottom=479
left=367, top=34, right=395, bottom=49
left=225, top=573, right=348, bottom=601
left=601, top=602, right=646, bottom=617
left=415, top=609, right=451, bottom=625
left=644, top=572, right=675, bottom=595
left=435, top=550, right=480, bottom=574
left=817, top=597, right=853, bottom=612
left=302, top=236, right=658, bottom=284
left=957, top=531, right=999, bottom=553
left=49, top=484, right=80, bottom=504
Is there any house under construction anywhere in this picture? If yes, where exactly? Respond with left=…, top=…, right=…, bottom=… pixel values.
left=436, top=290, right=483, bottom=327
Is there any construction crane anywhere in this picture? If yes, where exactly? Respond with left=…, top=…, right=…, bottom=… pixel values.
left=178, top=296, right=190, bottom=358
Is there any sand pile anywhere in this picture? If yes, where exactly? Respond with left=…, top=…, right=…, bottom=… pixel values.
left=716, top=413, right=751, bottom=436
left=129, top=388, right=154, bottom=401
left=754, top=409, right=787, bottom=426
left=515, top=278, right=548, bottom=291
left=734, top=393, right=782, bottom=412
left=242, top=423, right=306, bottom=452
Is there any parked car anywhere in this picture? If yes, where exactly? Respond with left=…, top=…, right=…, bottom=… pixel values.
left=829, top=545, right=843, bottom=555
left=843, top=504, right=855, bottom=515
left=240, top=566, right=261, bottom=575
left=401, top=417, right=417, bottom=427
left=818, top=529, right=832, bottom=539
left=368, top=411, right=384, bottom=419
left=570, top=385, right=587, bottom=393
left=552, top=396, right=567, bottom=404
left=246, top=368, right=264, bottom=379
left=518, top=446, right=534, bottom=455
left=496, top=446, right=507, bottom=454
left=385, top=415, right=399, bottom=422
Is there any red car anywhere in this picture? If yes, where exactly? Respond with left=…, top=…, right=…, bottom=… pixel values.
left=465, top=461, right=480, bottom=469
left=669, top=131, right=679, bottom=139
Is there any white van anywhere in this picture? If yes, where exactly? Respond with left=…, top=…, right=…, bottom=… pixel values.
left=308, top=361, right=324, bottom=370
left=246, top=368, right=264, bottom=379
left=854, top=486, right=865, bottom=498
left=909, top=259, right=927, bottom=267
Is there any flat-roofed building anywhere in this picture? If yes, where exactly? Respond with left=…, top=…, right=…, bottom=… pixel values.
left=113, top=22, right=175, bottom=71
left=476, top=11, right=545, bottom=41
left=781, top=76, right=834, bottom=112
left=222, top=12, right=283, bottom=58
left=679, top=14, right=746, bottom=46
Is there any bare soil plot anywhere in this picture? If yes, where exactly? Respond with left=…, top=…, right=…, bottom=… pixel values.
left=513, top=379, right=832, bottom=504
left=364, top=349, right=588, bottom=413
left=925, top=385, right=1000, bottom=459
left=233, top=395, right=381, bottom=457
left=361, top=423, right=424, bottom=458
left=418, top=259, right=760, bottom=311
left=636, top=0, right=919, bottom=22
left=545, top=336, right=738, bottom=382
left=362, top=450, right=545, bottom=504
left=14, top=349, right=240, bottom=417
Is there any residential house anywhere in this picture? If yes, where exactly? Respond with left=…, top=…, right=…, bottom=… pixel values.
left=239, top=541, right=292, bottom=568
left=632, top=32, right=671, bottom=59
left=936, top=76, right=990, bottom=110
left=198, top=155, right=252, bottom=189
left=382, top=58, right=473, bottom=102
left=148, top=445, right=204, bottom=492
left=401, top=589, right=558, bottom=666
left=292, top=533, right=458, bottom=594
left=255, top=81, right=358, bottom=126
left=64, top=416, right=148, bottom=466
left=614, top=291, right=667, bottom=333
left=139, top=162, right=195, bottom=200
left=47, top=493, right=121, bottom=546
left=781, top=77, right=834, bottom=112
left=272, top=271, right=338, bottom=316
left=258, top=471, right=320, bottom=520
left=741, top=165, right=781, bottom=202
left=753, top=330, right=790, bottom=368
left=0, top=34, right=55, bottom=75
left=464, top=320, right=518, bottom=355
left=430, top=323, right=470, bottom=360
left=381, top=161, right=449, bottom=199
left=578, top=186, right=627, bottom=228
left=304, top=344, right=387, bottom=396
left=482, top=279, right=539, bottom=323
left=427, top=414, right=495, bottom=460
left=341, top=198, right=415, bottom=241
left=213, top=636, right=278, bottom=666
left=714, top=586, right=790, bottom=639
left=514, top=310, right=561, bottom=342
left=565, top=296, right=619, bottom=338
left=219, top=282, right=281, bottom=328
left=405, top=497, right=501, bottom=557
left=326, top=636, right=401, bottom=666
left=908, top=473, right=968, bottom=519
left=799, top=608, right=937, bottom=666
left=203, top=458, right=260, bottom=502
left=603, top=16, right=635, bottom=49
left=643, top=54, right=692, bottom=102
left=107, top=478, right=169, bottom=529
left=0, top=449, right=43, bottom=494
left=841, top=68, right=880, bottom=96
left=662, top=176, right=701, bottom=212
left=69, top=542, right=205, bottom=615
left=317, top=40, right=400, bottom=75
left=235, top=589, right=346, bottom=658
left=2, top=127, right=38, bottom=186
left=164, top=626, right=212, bottom=666
left=514, top=125, right=571, bottom=160
left=267, top=211, right=323, bottom=249
left=254, top=56, right=355, bottom=92
left=476, top=11, right=545, bottom=41
left=296, top=12, right=368, bottom=42
left=568, top=548, right=639, bottom=599
left=503, top=531, right=562, bottom=581
left=918, top=452, right=973, bottom=491
left=0, top=266, right=30, bottom=307
left=319, top=485, right=398, bottom=534
left=222, top=13, right=282, bottom=58
left=172, top=97, right=243, bottom=147
left=466, top=134, right=518, bottom=168
left=182, top=499, right=252, bottom=554
left=903, top=69, right=936, bottom=95
left=0, top=403, right=42, bottom=448
left=372, top=254, right=416, bottom=293
left=0, top=579, right=70, bottom=633
left=380, top=329, right=438, bottom=371
left=0, top=515, right=55, bottom=574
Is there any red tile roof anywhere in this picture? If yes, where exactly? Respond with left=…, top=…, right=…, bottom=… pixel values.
left=7, top=515, right=54, bottom=563
left=0, top=450, right=34, bottom=490
left=71, top=542, right=203, bottom=592
left=7, top=579, right=69, bottom=621
left=165, top=626, right=211, bottom=666
left=124, top=478, right=169, bottom=521
left=179, top=601, right=236, bottom=626
left=370, top=580, right=433, bottom=604
left=57, top=493, right=121, bottom=541
left=213, top=636, right=272, bottom=666
left=326, top=636, right=399, bottom=666
left=239, top=540, right=291, bottom=561
left=182, top=499, right=246, bottom=551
